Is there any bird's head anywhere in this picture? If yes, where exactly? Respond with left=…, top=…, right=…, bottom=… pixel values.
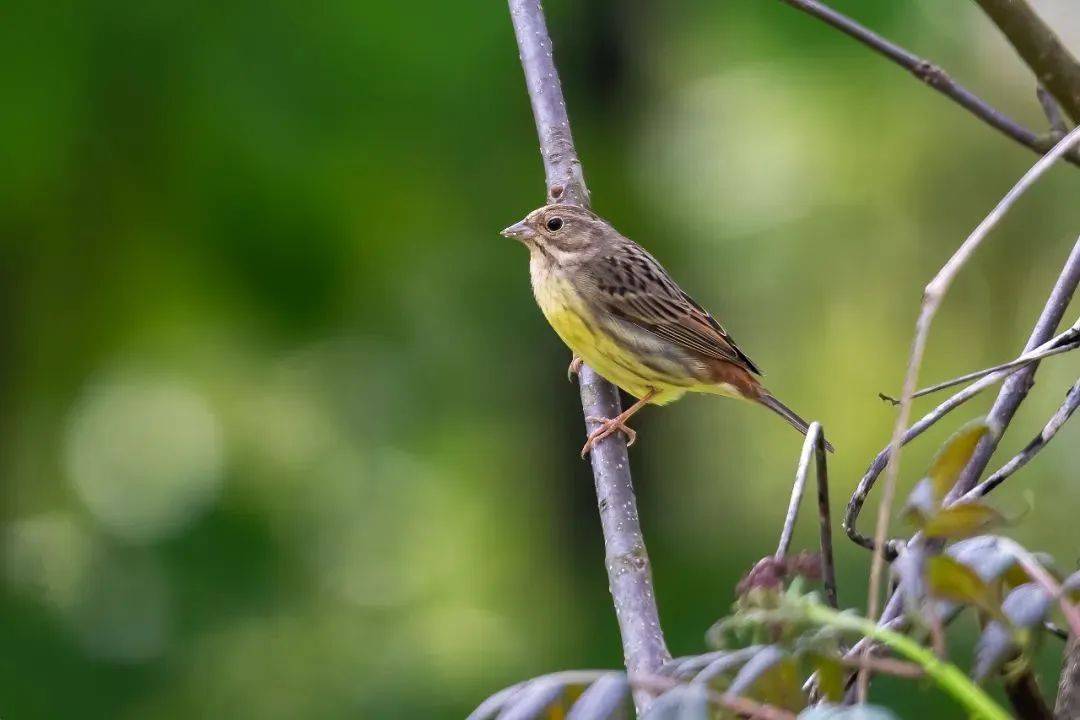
left=500, top=204, right=612, bottom=263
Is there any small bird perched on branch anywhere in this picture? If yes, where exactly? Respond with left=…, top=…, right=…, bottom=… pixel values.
left=502, top=204, right=832, bottom=457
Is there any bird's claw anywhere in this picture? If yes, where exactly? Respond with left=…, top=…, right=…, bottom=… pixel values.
left=581, top=415, right=637, bottom=458
left=567, top=356, right=583, bottom=382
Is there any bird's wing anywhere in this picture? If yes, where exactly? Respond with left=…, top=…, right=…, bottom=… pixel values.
left=591, top=242, right=762, bottom=375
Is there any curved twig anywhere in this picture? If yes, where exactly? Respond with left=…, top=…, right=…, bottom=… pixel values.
left=901, top=330, right=1079, bottom=401
left=775, top=423, right=838, bottom=608
left=949, top=237, right=1080, bottom=502
left=856, top=127, right=1080, bottom=701
left=845, top=236, right=1080, bottom=555
left=960, top=377, right=1080, bottom=502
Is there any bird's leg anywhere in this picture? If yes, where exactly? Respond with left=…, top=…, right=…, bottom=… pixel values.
left=567, top=355, right=583, bottom=382
left=581, top=389, right=657, bottom=458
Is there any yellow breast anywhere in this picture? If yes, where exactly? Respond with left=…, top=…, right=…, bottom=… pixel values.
left=530, top=259, right=686, bottom=404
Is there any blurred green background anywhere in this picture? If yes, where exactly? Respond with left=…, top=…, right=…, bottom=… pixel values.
left=2, top=0, right=1079, bottom=717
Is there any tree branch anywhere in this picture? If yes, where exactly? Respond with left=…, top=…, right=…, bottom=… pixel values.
left=949, top=235, right=1080, bottom=502
left=959, top=376, right=1080, bottom=502
left=778, top=0, right=1080, bottom=166
left=974, top=0, right=1080, bottom=125
left=898, top=329, right=1079, bottom=401
left=507, top=1, right=669, bottom=710
left=845, top=217, right=1080, bottom=556
left=853, top=127, right=1080, bottom=700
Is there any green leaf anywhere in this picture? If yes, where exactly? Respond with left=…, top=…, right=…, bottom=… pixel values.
left=921, top=503, right=1003, bottom=540
left=810, top=654, right=845, bottom=703
left=926, top=555, right=997, bottom=615
left=728, top=646, right=805, bottom=711
left=926, top=420, right=993, bottom=500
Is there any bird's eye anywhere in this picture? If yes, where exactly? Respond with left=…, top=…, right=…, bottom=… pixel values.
left=546, top=217, right=564, bottom=232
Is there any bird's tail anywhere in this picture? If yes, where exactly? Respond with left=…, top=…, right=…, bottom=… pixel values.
left=757, top=393, right=835, bottom=453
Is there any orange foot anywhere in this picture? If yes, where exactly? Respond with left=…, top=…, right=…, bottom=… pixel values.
left=567, top=356, right=583, bottom=382
left=581, top=415, right=637, bottom=458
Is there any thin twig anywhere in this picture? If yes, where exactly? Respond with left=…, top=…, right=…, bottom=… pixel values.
left=1037, top=86, right=1069, bottom=137
left=814, top=427, right=838, bottom=609
left=775, top=428, right=815, bottom=560
left=857, top=126, right=1080, bottom=702
left=974, top=0, right=1080, bottom=124
left=960, top=377, right=1080, bottom=502
left=900, top=329, right=1079, bottom=401
left=950, top=236, right=1080, bottom=502
left=855, top=243, right=1080, bottom=699
left=1046, top=621, right=1069, bottom=641
left=507, top=1, right=669, bottom=711
left=846, top=216, right=1080, bottom=557
left=777, top=0, right=1080, bottom=166
left=774, top=423, right=838, bottom=608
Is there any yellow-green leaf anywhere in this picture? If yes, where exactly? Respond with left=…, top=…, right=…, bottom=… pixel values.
left=922, top=503, right=1003, bottom=540
left=926, top=555, right=997, bottom=615
left=926, top=420, right=993, bottom=500
left=811, top=654, right=844, bottom=703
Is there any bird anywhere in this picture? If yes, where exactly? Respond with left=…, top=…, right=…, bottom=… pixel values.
left=500, top=203, right=832, bottom=458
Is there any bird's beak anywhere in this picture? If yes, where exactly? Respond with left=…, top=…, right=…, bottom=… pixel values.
left=500, top=219, right=535, bottom=241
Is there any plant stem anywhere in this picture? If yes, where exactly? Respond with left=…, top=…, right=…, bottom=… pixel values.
left=506, top=1, right=669, bottom=712
left=801, top=603, right=1011, bottom=720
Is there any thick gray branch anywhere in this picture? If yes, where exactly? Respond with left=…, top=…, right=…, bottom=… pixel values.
left=507, top=0, right=669, bottom=708
left=974, top=0, right=1080, bottom=125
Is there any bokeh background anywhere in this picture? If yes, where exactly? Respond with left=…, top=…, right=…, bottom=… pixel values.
left=2, top=0, right=1080, bottom=717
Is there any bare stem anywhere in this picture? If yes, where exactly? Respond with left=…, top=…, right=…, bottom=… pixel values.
left=846, top=197, right=1080, bottom=557
left=1037, top=86, right=1068, bottom=137
left=960, top=376, right=1080, bottom=502
left=903, top=329, right=1079, bottom=400
left=856, top=126, right=1080, bottom=701
left=778, top=0, right=1080, bottom=166
left=775, top=428, right=816, bottom=560
left=950, top=236, right=1080, bottom=502
left=775, top=423, right=837, bottom=609
left=814, top=428, right=838, bottom=609
left=507, top=1, right=669, bottom=710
